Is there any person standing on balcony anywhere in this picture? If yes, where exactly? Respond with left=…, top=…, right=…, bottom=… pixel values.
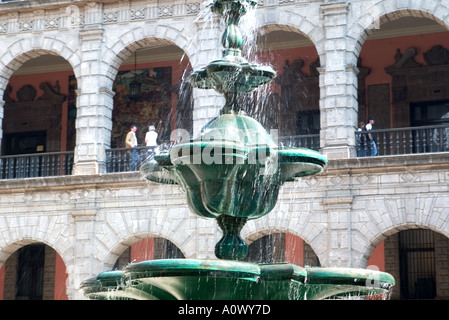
left=145, top=125, right=158, bottom=157
left=125, top=124, right=141, bottom=170
left=365, top=117, right=377, bottom=156
left=357, top=121, right=366, bottom=157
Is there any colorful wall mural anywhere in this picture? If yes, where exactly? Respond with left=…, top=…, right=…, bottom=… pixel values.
left=111, top=66, right=172, bottom=148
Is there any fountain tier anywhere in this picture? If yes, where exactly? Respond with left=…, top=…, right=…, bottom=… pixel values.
left=82, top=259, right=395, bottom=300
left=141, top=111, right=327, bottom=260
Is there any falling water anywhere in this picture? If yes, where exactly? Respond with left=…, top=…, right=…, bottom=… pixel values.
left=81, top=0, right=395, bottom=301
left=175, top=0, right=276, bottom=136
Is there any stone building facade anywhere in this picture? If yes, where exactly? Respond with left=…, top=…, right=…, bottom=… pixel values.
left=0, top=0, right=448, bottom=300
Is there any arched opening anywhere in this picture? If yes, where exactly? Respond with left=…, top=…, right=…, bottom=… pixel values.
left=368, top=228, right=449, bottom=300
left=1, top=53, right=76, bottom=178
left=358, top=15, right=449, bottom=155
left=108, top=42, right=193, bottom=172
left=113, top=237, right=185, bottom=270
left=0, top=243, right=68, bottom=300
left=253, top=28, right=320, bottom=150
left=245, top=232, right=320, bottom=266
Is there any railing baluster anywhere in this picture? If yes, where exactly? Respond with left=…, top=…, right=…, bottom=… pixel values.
left=441, top=128, right=449, bottom=151
left=19, top=157, right=25, bottom=178
left=423, top=128, right=428, bottom=153
left=437, top=127, right=443, bottom=152
left=407, top=130, right=411, bottom=154
left=394, top=131, right=399, bottom=154
left=29, top=156, right=35, bottom=177
left=45, top=154, right=50, bottom=176
left=55, top=154, right=60, bottom=176
left=6, top=158, right=13, bottom=179
left=47, top=154, right=52, bottom=176
left=400, top=130, right=404, bottom=154
left=388, top=131, right=394, bottom=154
left=414, top=129, right=420, bottom=153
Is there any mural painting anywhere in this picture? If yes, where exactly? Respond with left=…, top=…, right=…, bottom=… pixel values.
left=111, top=67, right=172, bottom=148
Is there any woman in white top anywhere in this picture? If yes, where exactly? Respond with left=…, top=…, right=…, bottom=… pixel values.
left=145, top=125, right=158, bottom=155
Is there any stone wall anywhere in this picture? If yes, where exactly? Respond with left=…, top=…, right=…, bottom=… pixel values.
left=0, top=154, right=448, bottom=299
left=0, top=0, right=449, bottom=299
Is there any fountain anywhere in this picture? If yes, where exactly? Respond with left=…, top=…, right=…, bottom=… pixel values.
left=81, top=0, right=395, bottom=300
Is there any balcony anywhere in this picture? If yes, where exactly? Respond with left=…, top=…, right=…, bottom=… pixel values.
left=105, top=146, right=161, bottom=173
left=356, top=124, right=449, bottom=157
left=0, top=151, right=74, bottom=180
left=0, top=124, right=448, bottom=180
left=279, top=134, right=320, bottom=150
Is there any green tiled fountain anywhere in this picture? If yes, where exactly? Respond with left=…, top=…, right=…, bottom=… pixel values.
left=81, top=0, right=394, bottom=300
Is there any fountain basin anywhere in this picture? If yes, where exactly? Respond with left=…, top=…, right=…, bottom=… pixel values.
left=81, top=259, right=395, bottom=300
left=142, top=112, right=327, bottom=221
left=189, top=57, right=276, bottom=94
left=141, top=112, right=327, bottom=260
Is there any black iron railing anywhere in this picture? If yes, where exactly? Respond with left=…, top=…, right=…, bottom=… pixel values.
left=1, top=125, right=448, bottom=179
left=106, top=143, right=166, bottom=173
left=355, top=124, right=449, bottom=157
left=0, top=151, right=74, bottom=179
left=278, top=134, right=320, bottom=151
left=105, top=146, right=162, bottom=173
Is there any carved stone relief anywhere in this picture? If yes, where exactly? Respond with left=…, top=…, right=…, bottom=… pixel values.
left=385, top=45, right=449, bottom=128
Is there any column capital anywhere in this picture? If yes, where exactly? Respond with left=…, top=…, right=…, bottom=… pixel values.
left=320, top=1, right=349, bottom=18
left=79, top=27, right=104, bottom=40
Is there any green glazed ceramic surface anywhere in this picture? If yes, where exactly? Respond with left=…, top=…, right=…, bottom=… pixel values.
left=82, top=0, right=395, bottom=301
left=81, top=259, right=395, bottom=300
left=141, top=112, right=327, bottom=260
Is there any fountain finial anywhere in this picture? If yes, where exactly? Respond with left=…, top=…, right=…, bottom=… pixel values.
left=189, top=0, right=275, bottom=113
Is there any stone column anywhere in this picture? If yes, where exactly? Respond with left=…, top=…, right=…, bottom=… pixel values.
left=319, top=2, right=358, bottom=159
left=322, top=195, right=354, bottom=267
left=72, top=14, right=115, bottom=175
left=67, top=209, right=102, bottom=300
left=190, top=15, right=223, bottom=137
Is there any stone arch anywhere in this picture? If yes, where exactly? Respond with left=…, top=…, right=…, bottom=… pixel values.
left=254, top=10, right=326, bottom=59
left=0, top=239, right=66, bottom=267
left=242, top=201, right=328, bottom=262
left=100, top=26, right=196, bottom=148
left=0, top=238, right=71, bottom=299
left=103, top=24, right=197, bottom=89
left=0, top=37, right=80, bottom=154
left=95, top=206, right=197, bottom=270
left=347, top=2, right=449, bottom=63
left=242, top=220, right=324, bottom=264
left=355, top=194, right=449, bottom=268
left=0, top=216, right=74, bottom=270
left=244, top=226, right=315, bottom=249
left=244, top=227, right=286, bottom=245
left=242, top=226, right=322, bottom=267
left=101, top=232, right=188, bottom=270
left=0, top=37, right=80, bottom=95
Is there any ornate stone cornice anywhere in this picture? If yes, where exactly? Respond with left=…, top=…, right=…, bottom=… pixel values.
left=0, top=0, right=203, bottom=34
